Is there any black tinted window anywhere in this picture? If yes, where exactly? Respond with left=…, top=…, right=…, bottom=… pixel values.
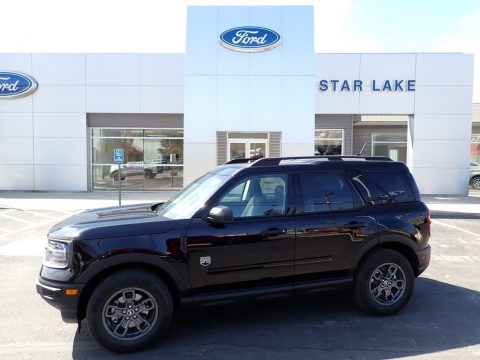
left=351, top=172, right=415, bottom=204
left=299, top=172, right=354, bottom=213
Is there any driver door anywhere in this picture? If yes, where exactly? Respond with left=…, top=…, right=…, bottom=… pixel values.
left=186, top=173, right=295, bottom=294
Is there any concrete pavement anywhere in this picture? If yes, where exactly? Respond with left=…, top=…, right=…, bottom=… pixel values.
left=0, top=191, right=178, bottom=211
left=0, top=189, right=479, bottom=213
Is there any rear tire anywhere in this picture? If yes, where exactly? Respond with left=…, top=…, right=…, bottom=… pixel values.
left=353, top=249, right=414, bottom=316
left=471, top=176, right=480, bottom=189
left=86, top=270, right=173, bottom=353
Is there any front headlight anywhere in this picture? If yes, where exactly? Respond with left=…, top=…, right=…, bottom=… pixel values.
left=43, top=238, right=72, bottom=269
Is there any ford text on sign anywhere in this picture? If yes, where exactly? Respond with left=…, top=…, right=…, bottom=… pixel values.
left=0, top=72, right=38, bottom=99
left=219, top=26, right=281, bottom=52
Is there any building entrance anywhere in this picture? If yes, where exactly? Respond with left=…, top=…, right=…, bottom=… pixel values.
left=228, top=140, right=268, bottom=161
left=227, top=133, right=269, bottom=161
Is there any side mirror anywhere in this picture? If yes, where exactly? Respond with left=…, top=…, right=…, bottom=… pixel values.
left=207, top=205, right=234, bottom=225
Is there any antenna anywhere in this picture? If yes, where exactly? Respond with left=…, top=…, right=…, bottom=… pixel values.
left=356, top=142, right=367, bottom=156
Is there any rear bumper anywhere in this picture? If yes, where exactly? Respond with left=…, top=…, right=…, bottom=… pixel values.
left=36, top=277, right=85, bottom=323
left=416, top=245, right=431, bottom=276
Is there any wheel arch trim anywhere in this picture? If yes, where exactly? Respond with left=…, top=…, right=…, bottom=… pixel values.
left=75, top=252, right=192, bottom=322
left=350, top=235, right=420, bottom=276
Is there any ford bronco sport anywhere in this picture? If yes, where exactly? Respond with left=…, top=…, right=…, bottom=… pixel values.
left=37, top=156, right=431, bottom=352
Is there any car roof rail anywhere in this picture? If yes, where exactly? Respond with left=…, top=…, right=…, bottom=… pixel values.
left=249, top=155, right=393, bottom=166
left=225, top=156, right=393, bottom=166
left=225, top=158, right=253, bottom=164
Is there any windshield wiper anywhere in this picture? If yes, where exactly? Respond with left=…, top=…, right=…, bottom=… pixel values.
left=368, top=191, right=406, bottom=204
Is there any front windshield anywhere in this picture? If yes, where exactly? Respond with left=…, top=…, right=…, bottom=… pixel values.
left=157, top=172, right=231, bottom=220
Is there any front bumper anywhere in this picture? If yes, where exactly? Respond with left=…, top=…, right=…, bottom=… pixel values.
left=416, top=244, right=431, bottom=276
left=36, top=277, right=85, bottom=323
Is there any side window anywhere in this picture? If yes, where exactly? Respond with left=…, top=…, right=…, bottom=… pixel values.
left=220, top=181, right=246, bottom=203
left=218, top=174, right=288, bottom=218
left=299, top=172, right=355, bottom=213
left=351, top=172, right=415, bottom=204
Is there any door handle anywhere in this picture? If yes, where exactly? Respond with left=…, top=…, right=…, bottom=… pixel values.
left=261, top=228, right=287, bottom=236
left=344, top=222, right=365, bottom=230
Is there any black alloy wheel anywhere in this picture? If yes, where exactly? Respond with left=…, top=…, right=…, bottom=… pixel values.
left=353, top=249, right=414, bottom=316
left=86, top=270, right=173, bottom=353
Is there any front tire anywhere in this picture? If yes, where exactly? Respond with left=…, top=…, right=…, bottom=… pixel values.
left=353, top=249, right=414, bottom=316
left=86, top=270, right=173, bottom=353
left=144, top=169, right=154, bottom=179
left=111, top=171, right=125, bottom=180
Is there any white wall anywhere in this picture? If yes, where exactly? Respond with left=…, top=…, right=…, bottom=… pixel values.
left=410, top=54, right=474, bottom=195
left=315, top=53, right=474, bottom=195
left=0, top=53, right=184, bottom=190
left=184, top=6, right=315, bottom=184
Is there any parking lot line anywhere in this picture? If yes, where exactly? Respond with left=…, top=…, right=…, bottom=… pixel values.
left=0, top=226, right=12, bottom=234
left=432, top=219, right=480, bottom=240
left=0, top=212, right=37, bottom=225
left=0, top=235, right=45, bottom=256
left=432, top=255, right=480, bottom=262
left=23, top=210, right=59, bottom=220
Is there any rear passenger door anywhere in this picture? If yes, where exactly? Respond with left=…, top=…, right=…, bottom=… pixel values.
left=294, top=171, right=378, bottom=280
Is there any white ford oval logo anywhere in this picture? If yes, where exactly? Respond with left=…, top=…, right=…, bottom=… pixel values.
left=0, top=72, right=38, bottom=99
left=219, top=26, right=281, bottom=52
left=200, top=256, right=211, bottom=267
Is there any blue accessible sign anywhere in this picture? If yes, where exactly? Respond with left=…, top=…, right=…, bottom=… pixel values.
left=114, top=148, right=124, bottom=164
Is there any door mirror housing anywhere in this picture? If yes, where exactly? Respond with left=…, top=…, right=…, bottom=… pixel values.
left=207, top=206, right=234, bottom=225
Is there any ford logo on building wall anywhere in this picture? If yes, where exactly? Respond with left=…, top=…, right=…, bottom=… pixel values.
left=0, top=72, right=38, bottom=99
left=219, top=26, right=281, bottom=52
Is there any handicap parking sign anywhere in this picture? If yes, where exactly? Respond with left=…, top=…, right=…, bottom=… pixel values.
left=114, top=148, right=124, bottom=164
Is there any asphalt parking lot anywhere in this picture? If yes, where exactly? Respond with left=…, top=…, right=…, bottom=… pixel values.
left=0, top=191, right=479, bottom=360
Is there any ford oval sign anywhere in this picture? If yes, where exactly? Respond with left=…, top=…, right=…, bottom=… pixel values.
left=219, top=26, right=281, bottom=52
left=0, top=72, right=38, bottom=99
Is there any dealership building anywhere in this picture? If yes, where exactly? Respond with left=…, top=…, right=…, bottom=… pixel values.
left=0, top=6, right=477, bottom=195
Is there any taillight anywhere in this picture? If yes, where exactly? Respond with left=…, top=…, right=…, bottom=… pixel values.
left=426, top=212, right=431, bottom=236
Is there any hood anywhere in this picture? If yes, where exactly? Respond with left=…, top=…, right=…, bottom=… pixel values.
left=48, top=203, right=180, bottom=240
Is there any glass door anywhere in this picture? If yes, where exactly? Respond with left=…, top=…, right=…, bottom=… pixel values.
left=229, top=142, right=247, bottom=160
left=228, top=140, right=268, bottom=161
left=249, top=142, right=266, bottom=159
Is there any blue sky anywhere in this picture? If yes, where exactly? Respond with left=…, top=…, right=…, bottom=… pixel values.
left=341, top=0, right=479, bottom=52
left=2, top=0, right=479, bottom=100
left=351, top=0, right=478, bottom=46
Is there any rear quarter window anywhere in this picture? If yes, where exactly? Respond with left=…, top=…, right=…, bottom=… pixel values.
left=299, top=171, right=358, bottom=213
left=351, top=171, right=415, bottom=204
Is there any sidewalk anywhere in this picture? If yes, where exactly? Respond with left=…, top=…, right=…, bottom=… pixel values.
left=0, top=191, right=178, bottom=211
left=423, top=191, right=480, bottom=214
left=0, top=190, right=479, bottom=213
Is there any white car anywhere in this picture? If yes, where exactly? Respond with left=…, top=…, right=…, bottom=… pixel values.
left=109, top=160, right=165, bottom=180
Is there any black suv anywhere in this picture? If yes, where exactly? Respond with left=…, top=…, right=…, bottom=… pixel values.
left=37, top=156, right=431, bottom=352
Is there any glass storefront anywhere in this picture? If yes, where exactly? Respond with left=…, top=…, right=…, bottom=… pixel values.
left=372, top=133, right=407, bottom=162
left=91, top=128, right=184, bottom=190
left=315, top=129, right=343, bottom=155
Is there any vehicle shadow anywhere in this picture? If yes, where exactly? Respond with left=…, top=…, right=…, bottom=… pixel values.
left=72, top=278, right=480, bottom=359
